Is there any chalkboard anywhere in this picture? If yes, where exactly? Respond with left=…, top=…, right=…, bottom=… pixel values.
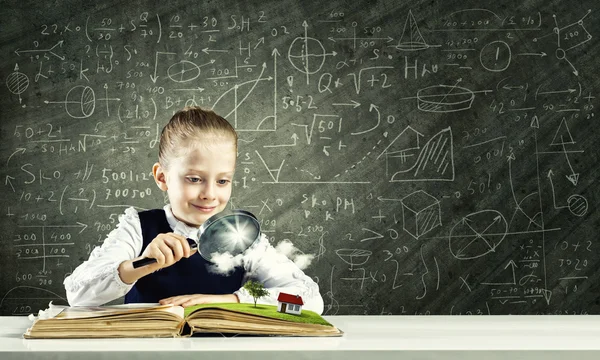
left=1, top=0, right=598, bottom=316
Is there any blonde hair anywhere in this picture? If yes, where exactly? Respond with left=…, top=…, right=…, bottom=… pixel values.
left=158, top=106, right=237, bottom=168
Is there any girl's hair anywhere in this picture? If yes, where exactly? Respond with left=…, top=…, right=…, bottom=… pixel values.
left=158, top=106, right=238, bottom=168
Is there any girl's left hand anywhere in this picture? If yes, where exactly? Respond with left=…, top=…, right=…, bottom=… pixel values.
left=159, top=294, right=239, bottom=307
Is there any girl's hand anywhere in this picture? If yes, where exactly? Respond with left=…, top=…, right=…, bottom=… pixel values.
left=159, top=294, right=239, bottom=307
left=141, top=232, right=196, bottom=271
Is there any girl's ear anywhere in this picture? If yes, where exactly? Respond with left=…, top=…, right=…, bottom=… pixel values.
left=152, top=162, right=168, bottom=191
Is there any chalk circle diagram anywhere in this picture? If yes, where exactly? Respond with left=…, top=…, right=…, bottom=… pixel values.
left=288, top=36, right=328, bottom=76
left=449, top=210, right=508, bottom=260
left=167, top=60, right=202, bottom=83
left=567, top=194, right=588, bottom=217
left=417, top=83, right=474, bottom=113
left=61, top=85, right=96, bottom=118
left=479, top=40, right=511, bottom=72
left=6, top=70, right=29, bottom=96
left=335, top=249, right=372, bottom=270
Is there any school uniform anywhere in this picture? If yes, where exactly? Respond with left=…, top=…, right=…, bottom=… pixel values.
left=64, top=205, right=324, bottom=314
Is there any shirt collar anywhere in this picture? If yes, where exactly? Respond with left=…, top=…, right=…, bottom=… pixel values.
left=163, top=204, right=201, bottom=241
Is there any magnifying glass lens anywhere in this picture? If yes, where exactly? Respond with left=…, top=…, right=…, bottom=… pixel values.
left=199, top=212, right=260, bottom=262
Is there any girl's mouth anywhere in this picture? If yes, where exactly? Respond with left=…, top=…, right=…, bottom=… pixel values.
left=192, top=204, right=215, bottom=213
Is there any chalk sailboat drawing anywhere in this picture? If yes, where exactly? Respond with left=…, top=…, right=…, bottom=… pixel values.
left=394, top=10, right=433, bottom=51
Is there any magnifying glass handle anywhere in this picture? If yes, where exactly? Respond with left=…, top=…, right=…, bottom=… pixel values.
left=132, top=238, right=198, bottom=269
left=132, top=257, right=157, bottom=268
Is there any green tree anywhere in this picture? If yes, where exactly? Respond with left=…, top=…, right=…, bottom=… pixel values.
left=243, top=280, right=269, bottom=307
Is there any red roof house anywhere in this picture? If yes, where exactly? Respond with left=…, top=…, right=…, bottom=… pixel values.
left=277, top=292, right=304, bottom=315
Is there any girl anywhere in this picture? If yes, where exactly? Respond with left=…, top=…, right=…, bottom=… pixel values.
left=64, top=106, right=324, bottom=314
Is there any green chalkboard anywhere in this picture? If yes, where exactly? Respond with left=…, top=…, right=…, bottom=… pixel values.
left=1, top=0, right=599, bottom=316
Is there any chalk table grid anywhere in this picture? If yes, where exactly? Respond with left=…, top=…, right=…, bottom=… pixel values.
left=2, top=315, right=600, bottom=360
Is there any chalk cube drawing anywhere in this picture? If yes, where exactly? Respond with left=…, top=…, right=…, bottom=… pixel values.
left=401, top=190, right=441, bottom=239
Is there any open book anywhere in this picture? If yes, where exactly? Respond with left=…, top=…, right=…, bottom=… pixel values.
left=23, top=302, right=343, bottom=338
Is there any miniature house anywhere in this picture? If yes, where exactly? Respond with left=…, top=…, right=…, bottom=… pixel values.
left=277, top=292, right=304, bottom=315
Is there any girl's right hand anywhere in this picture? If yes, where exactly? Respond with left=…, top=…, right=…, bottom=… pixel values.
left=140, top=232, right=196, bottom=271
left=118, top=233, right=197, bottom=284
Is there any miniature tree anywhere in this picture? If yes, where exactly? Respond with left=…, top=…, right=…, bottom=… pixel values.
left=243, top=280, right=269, bottom=307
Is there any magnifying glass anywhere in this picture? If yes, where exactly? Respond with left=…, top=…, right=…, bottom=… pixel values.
left=132, top=209, right=261, bottom=268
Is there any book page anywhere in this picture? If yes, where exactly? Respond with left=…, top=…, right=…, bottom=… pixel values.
left=54, top=304, right=184, bottom=320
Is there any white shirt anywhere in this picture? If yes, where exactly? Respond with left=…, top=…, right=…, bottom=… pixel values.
left=63, top=205, right=324, bottom=314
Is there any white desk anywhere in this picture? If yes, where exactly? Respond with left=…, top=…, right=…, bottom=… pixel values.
left=2, top=315, right=600, bottom=360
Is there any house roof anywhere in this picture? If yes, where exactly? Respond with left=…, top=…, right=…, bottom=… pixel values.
left=277, top=292, right=304, bottom=305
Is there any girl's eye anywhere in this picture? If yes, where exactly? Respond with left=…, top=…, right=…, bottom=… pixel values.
left=187, top=177, right=201, bottom=183
left=217, top=179, right=230, bottom=185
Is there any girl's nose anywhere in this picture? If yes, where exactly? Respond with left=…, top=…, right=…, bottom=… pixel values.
left=199, top=182, right=216, bottom=199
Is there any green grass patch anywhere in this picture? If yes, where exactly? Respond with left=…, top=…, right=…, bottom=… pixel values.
left=184, top=303, right=332, bottom=326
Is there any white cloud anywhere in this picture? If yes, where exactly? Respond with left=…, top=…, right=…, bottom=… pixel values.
left=206, top=252, right=243, bottom=275
left=206, top=237, right=315, bottom=274
left=292, top=253, right=314, bottom=270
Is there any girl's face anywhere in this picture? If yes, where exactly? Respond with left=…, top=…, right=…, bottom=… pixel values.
left=153, top=138, right=236, bottom=227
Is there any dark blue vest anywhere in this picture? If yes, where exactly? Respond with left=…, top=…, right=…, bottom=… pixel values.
left=124, top=209, right=246, bottom=303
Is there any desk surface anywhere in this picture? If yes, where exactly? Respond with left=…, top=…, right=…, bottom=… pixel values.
left=2, top=315, right=600, bottom=360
